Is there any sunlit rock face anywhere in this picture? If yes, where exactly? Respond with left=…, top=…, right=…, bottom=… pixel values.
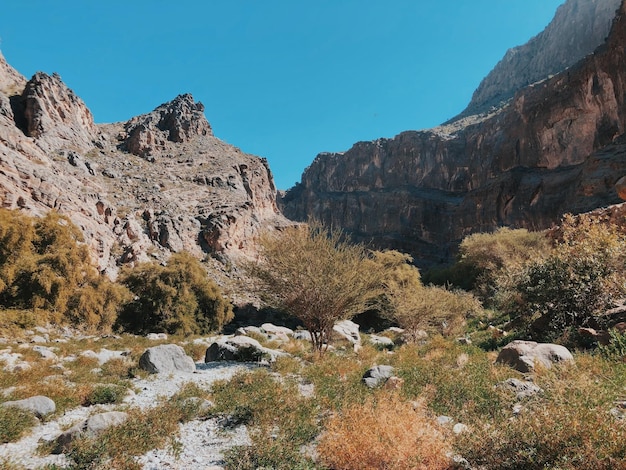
left=0, top=52, right=291, bottom=279
left=282, top=0, right=626, bottom=266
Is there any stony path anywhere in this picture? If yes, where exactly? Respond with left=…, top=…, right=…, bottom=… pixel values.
left=0, top=362, right=255, bottom=469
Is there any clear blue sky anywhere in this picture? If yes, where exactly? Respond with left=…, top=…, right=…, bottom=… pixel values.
left=0, top=1, right=564, bottom=189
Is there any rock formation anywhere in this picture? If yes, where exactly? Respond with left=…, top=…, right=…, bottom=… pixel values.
left=0, top=50, right=290, bottom=284
left=281, top=0, right=626, bottom=266
left=458, top=0, right=622, bottom=118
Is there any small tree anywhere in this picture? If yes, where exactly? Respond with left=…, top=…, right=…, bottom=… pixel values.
left=118, top=252, right=233, bottom=335
left=250, top=224, right=383, bottom=353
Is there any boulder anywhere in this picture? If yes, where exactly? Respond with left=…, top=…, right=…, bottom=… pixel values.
left=362, top=365, right=395, bottom=388
left=139, top=344, right=196, bottom=374
left=368, top=334, right=395, bottom=349
left=496, top=340, right=574, bottom=373
left=205, top=336, right=287, bottom=363
left=261, top=323, right=294, bottom=337
left=333, top=320, right=361, bottom=344
left=32, top=345, right=57, bottom=360
left=498, top=378, right=543, bottom=400
left=54, top=411, right=128, bottom=453
left=2, top=395, right=56, bottom=418
left=146, top=333, right=168, bottom=341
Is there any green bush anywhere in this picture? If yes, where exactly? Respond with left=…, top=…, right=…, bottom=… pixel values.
left=512, top=214, right=626, bottom=341
left=118, top=252, right=233, bottom=335
left=84, top=384, right=127, bottom=406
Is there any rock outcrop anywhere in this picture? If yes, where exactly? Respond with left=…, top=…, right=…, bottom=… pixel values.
left=459, top=0, right=621, bottom=118
left=0, top=51, right=291, bottom=285
left=282, top=0, right=626, bottom=266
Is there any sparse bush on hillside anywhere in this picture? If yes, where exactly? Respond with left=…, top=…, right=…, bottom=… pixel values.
left=456, top=227, right=550, bottom=303
left=0, top=209, right=129, bottom=331
left=370, top=250, right=483, bottom=340
left=118, top=251, right=233, bottom=335
left=512, top=214, right=626, bottom=341
left=388, top=285, right=483, bottom=340
left=249, top=223, right=384, bottom=353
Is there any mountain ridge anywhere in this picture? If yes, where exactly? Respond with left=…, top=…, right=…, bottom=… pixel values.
left=281, top=0, right=626, bottom=266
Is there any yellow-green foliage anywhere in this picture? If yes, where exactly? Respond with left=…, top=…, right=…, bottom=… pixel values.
left=118, top=252, right=233, bottom=335
left=250, top=223, right=384, bottom=353
left=0, top=209, right=129, bottom=331
left=372, top=250, right=483, bottom=340
left=457, top=227, right=550, bottom=303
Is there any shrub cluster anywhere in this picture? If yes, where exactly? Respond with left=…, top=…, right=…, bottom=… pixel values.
left=0, top=209, right=233, bottom=335
left=0, top=210, right=129, bottom=331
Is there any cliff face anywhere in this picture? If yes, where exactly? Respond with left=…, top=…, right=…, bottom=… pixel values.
left=0, top=53, right=290, bottom=280
left=282, top=0, right=626, bottom=266
left=459, top=0, right=621, bottom=118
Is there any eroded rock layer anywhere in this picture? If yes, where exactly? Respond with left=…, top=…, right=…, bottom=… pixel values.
left=282, top=0, right=626, bottom=266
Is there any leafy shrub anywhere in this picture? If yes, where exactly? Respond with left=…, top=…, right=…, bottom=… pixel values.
left=318, top=392, right=451, bottom=470
left=430, top=228, right=550, bottom=301
left=598, top=328, right=626, bottom=360
left=512, top=214, right=626, bottom=341
left=0, top=405, right=37, bottom=443
left=386, top=284, right=483, bottom=341
left=118, top=252, right=233, bottom=335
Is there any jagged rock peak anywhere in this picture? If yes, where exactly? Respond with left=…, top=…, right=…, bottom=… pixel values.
left=0, top=51, right=27, bottom=96
left=20, top=71, right=101, bottom=151
left=455, top=0, right=622, bottom=120
left=122, top=93, right=213, bottom=157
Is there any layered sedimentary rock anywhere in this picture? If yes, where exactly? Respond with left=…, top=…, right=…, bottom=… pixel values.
left=0, top=51, right=290, bottom=281
left=282, top=0, right=626, bottom=266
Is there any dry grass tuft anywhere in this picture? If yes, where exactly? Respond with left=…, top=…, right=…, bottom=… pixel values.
left=318, top=391, right=451, bottom=470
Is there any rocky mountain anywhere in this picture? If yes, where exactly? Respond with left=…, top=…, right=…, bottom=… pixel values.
left=0, top=52, right=290, bottom=283
left=281, top=0, right=626, bottom=266
left=458, top=0, right=622, bottom=119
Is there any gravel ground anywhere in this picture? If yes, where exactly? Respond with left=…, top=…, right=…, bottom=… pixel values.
left=0, top=361, right=256, bottom=469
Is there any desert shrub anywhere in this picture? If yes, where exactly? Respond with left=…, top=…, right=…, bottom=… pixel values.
left=249, top=223, right=384, bottom=353
left=84, top=384, right=127, bottom=406
left=598, top=328, right=626, bottom=360
left=0, top=209, right=129, bottom=331
left=318, top=392, right=451, bottom=470
left=424, top=227, right=550, bottom=308
left=118, top=251, right=233, bottom=335
left=387, top=284, right=483, bottom=341
left=512, top=214, right=626, bottom=341
left=0, top=405, right=37, bottom=443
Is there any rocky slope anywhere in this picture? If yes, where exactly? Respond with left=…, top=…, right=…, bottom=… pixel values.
left=0, top=53, right=290, bottom=283
left=458, top=0, right=622, bottom=118
left=282, top=0, right=626, bottom=266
